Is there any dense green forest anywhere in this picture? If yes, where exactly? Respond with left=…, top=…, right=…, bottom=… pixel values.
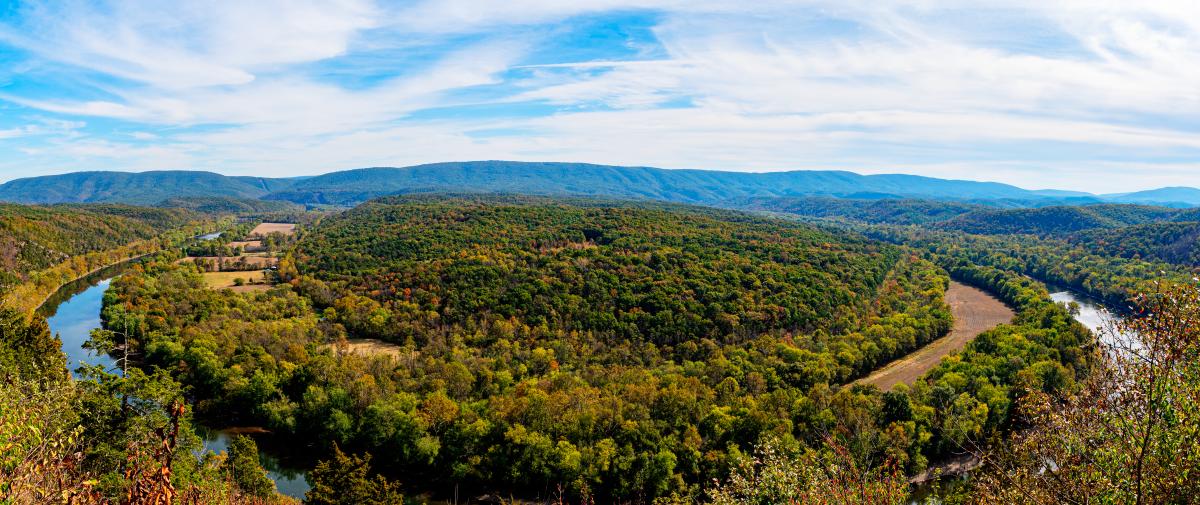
left=157, top=196, right=304, bottom=215
left=5, top=192, right=1199, bottom=504
left=738, top=197, right=984, bottom=225
left=0, top=203, right=199, bottom=290
left=935, top=204, right=1182, bottom=235
left=1069, top=222, right=1200, bottom=267
left=81, top=195, right=1109, bottom=503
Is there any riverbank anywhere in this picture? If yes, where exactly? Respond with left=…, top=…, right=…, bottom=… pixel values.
left=855, top=281, right=1015, bottom=390
left=39, top=265, right=313, bottom=499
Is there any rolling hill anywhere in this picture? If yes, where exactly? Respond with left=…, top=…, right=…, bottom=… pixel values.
left=0, top=203, right=197, bottom=288
left=1071, top=222, right=1200, bottom=266
left=0, top=170, right=297, bottom=205
left=935, top=204, right=1180, bottom=235
left=1104, top=187, right=1200, bottom=207
left=261, top=161, right=1050, bottom=205
left=738, top=196, right=985, bottom=224
left=2, top=161, right=1197, bottom=208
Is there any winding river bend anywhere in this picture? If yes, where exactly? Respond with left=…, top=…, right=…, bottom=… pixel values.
left=36, top=249, right=1127, bottom=502
left=1049, top=287, right=1124, bottom=341
left=38, top=259, right=312, bottom=499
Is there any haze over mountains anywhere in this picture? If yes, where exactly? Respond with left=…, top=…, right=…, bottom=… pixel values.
left=1, top=161, right=1197, bottom=208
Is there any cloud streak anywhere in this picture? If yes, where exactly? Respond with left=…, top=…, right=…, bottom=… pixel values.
left=0, top=0, right=1198, bottom=192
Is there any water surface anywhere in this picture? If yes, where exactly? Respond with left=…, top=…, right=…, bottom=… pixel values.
left=40, top=264, right=311, bottom=499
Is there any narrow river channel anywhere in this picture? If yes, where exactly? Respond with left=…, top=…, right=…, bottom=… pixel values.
left=908, top=284, right=1126, bottom=503
left=39, top=258, right=312, bottom=499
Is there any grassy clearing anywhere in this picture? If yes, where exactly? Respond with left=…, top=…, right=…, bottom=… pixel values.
left=854, top=281, right=1014, bottom=390
left=201, top=270, right=270, bottom=290
left=323, top=338, right=405, bottom=359
left=249, top=223, right=296, bottom=237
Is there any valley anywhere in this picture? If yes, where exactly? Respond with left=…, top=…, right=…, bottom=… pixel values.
left=856, top=282, right=1013, bottom=391
left=0, top=169, right=1197, bottom=504
left=3, top=3, right=1197, bottom=503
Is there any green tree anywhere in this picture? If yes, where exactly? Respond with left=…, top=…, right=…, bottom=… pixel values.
left=223, top=435, right=275, bottom=498
left=305, top=446, right=405, bottom=505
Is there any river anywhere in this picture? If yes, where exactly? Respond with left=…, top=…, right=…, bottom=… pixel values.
left=1048, top=287, right=1127, bottom=347
left=38, top=258, right=312, bottom=499
left=908, top=285, right=1126, bottom=504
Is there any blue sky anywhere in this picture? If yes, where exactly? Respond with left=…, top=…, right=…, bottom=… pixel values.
left=0, top=0, right=1198, bottom=192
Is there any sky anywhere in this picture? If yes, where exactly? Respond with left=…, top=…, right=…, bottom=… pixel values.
left=0, top=1, right=1198, bottom=193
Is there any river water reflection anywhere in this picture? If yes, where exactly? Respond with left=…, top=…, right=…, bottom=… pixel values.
left=39, top=262, right=311, bottom=499
left=1049, top=287, right=1128, bottom=348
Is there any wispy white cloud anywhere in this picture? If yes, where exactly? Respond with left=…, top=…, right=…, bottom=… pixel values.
left=0, top=0, right=1198, bottom=191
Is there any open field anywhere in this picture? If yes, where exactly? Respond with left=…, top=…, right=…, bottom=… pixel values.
left=249, top=222, right=296, bottom=237
left=323, top=338, right=405, bottom=359
left=228, top=239, right=264, bottom=251
left=855, top=281, right=1014, bottom=390
left=201, top=270, right=271, bottom=291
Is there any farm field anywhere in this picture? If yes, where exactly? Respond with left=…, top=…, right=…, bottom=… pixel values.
left=249, top=222, right=296, bottom=237
left=323, top=338, right=406, bottom=359
left=855, top=281, right=1015, bottom=390
left=200, top=270, right=271, bottom=291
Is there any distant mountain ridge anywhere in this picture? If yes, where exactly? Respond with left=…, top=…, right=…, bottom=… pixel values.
left=263, top=161, right=1051, bottom=205
left=0, top=170, right=298, bottom=205
left=1, top=161, right=1196, bottom=207
left=1102, top=187, right=1200, bottom=207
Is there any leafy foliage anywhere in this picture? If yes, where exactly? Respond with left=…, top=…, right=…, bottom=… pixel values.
left=1070, top=221, right=1200, bottom=267
left=103, top=197, right=963, bottom=501
left=974, top=283, right=1200, bottom=504
left=0, top=203, right=198, bottom=289
left=304, top=447, right=405, bottom=505
left=740, top=197, right=984, bottom=225
left=935, top=204, right=1176, bottom=235
left=158, top=196, right=303, bottom=215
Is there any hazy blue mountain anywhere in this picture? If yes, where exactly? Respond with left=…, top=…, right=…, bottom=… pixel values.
left=156, top=196, right=303, bottom=214
left=2, top=162, right=1195, bottom=208
left=1103, top=187, right=1200, bottom=207
left=0, top=170, right=297, bottom=205
left=262, top=161, right=1053, bottom=205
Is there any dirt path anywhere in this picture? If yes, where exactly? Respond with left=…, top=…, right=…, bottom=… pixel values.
left=855, top=281, right=1014, bottom=391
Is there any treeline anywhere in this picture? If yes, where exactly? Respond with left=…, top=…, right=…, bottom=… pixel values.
left=183, top=222, right=257, bottom=257
left=158, top=196, right=303, bottom=215
left=0, top=204, right=222, bottom=315
left=0, top=203, right=201, bottom=290
left=740, top=197, right=984, bottom=225
left=935, top=204, right=1181, bottom=236
left=860, top=224, right=1192, bottom=309
left=1069, top=221, right=1200, bottom=267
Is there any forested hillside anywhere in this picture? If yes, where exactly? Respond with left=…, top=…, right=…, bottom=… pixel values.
left=98, top=196, right=989, bottom=501
left=295, top=196, right=901, bottom=344
left=0, top=171, right=297, bottom=204
left=935, top=204, right=1178, bottom=235
left=740, top=197, right=984, bottom=224
left=6, top=193, right=1191, bottom=503
left=0, top=203, right=197, bottom=289
left=157, top=196, right=303, bottom=214
left=262, top=162, right=1055, bottom=206
left=1070, top=222, right=1200, bottom=267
